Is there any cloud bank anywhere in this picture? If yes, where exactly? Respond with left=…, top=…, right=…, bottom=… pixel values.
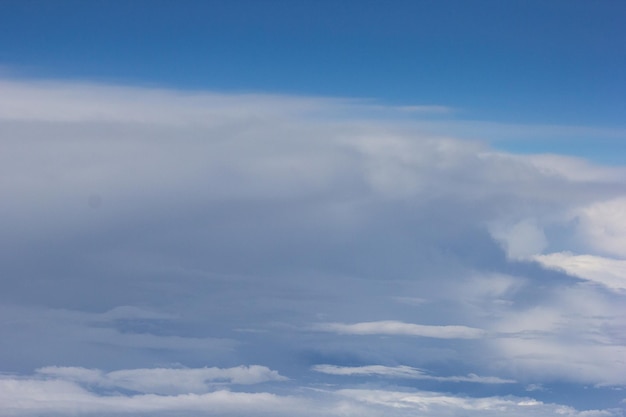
left=0, top=367, right=619, bottom=417
left=1, top=78, right=625, bottom=416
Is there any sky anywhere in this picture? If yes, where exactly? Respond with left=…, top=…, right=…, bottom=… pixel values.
left=1, top=1, right=626, bottom=416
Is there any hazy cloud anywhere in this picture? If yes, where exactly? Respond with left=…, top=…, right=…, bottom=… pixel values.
left=1, top=78, right=625, bottom=415
left=0, top=370, right=617, bottom=417
left=37, top=365, right=288, bottom=395
left=312, top=364, right=515, bottom=383
left=313, top=321, right=486, bottom=339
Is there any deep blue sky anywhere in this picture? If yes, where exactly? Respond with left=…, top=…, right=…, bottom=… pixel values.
left=1, top=0, right=625, bottom=126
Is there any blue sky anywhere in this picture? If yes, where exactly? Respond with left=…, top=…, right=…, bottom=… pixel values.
left=2, top=0, right=625, bottom=124
left=1, top=2, right=626, bottom=417
left=2, top=0, right=625, bottom=163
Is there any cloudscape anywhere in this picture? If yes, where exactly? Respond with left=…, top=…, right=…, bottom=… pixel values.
left=1, top=1, right=625, bottom=416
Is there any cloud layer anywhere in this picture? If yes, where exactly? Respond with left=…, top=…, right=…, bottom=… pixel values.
left=0, top=367, right=619, bottom=417
left=314, top=321, right=486, bottom=338
left=1, top=78, right=625, bottom=416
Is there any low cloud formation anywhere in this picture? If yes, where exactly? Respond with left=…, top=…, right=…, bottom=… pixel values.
left=313, top=321, right=486, bottom=339
left=0, top=369, right=618, bottom=417
left=36, top=365, right=287, bottom=395
left=336, top=389, right=619, bottom=417
left=0, top=378, right=303, bottom=417
left=312, top=364, right=515, bottom=383
left=1, top=78, right=626, bottom=415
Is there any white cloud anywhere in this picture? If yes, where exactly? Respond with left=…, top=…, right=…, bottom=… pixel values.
left=36, top=365, right=287, bottom=395
left=312, top=364, right=515, bottom=383
left=336, top=389, right=619, bottom=417
left=492, top=337, right=626, bottom=386
left=313, top=321, right=486, bottom=339
left=574, top=198, right=626, bottom=258
left=0, top=372, right=616, bottom=417
left=0, top=377, right=304, bottom=417
left=0, top=79, right=341, bottom=125
left=535, top=252, right=626, bottom=292
left=488, top=284, right=626, bottom=385
left=526, top=154, right=626, bottom=183
left=490, top=218, right=548, bottom=259
left=1, top=78, right=626, bottom=412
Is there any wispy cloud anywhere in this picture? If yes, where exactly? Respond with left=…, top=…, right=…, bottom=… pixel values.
left=313, top=321, right=486, bottom=339
left=37, top=365, right=288, bottom=395
left=535, top=252, right=626, bottom=292
left=312, top=365, right=515, bottom=384
left=336, top=389, right=618, bottom=417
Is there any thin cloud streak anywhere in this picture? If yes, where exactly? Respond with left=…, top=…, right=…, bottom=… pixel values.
left=312, top=364, right=516, bottom=384
left=313, top=321, right=486, bottom=339
left=37, top=365, right=288, bottom=395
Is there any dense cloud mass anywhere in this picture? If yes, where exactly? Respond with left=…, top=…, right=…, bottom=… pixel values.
left=0, top=79, right=625, bottom=416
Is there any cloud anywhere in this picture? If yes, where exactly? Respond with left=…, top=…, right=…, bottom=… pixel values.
left=1, top=78, right=626, bottom=413
left=573, top=198, right=626, bottom=258
left=492, top=336, right=626, bottom=387
left=0, top=371, right=617, bottom=417
left=98, top=306, right=179, bottom=321
left=534, top=252, right=626, bottom=292
left=312, top=364, right=516, bottom=383
left=313, top=321, right=486, bottom=339
left=336, top=389, right=619, bottom=417
left=0, top=304, right=237, bottom=371
left=0, top=79, right=342, bottom=125
left=36, top=365, right=288, bottom=395
left=0, top=378, right=305, bottom=417
left=488, top=283, right=626, bottom=385
left=490, top=218, right=548, bottom=259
